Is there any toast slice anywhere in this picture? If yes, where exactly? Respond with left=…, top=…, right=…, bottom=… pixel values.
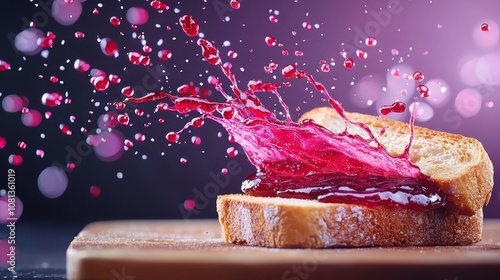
left=217, top=194, right=483, bottom=248
left=216, top=108, right=493, bottom=248
left=299, top=107, right=493, bottom=215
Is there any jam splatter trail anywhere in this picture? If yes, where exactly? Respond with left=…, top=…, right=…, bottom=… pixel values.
left=123, top=15, right=446, bottom=210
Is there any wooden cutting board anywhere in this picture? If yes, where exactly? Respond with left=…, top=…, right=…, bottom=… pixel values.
left=67, top=219, right=500, bottom=280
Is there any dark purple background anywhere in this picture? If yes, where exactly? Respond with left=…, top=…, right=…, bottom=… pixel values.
left=0, top=0, right=498, bottom=228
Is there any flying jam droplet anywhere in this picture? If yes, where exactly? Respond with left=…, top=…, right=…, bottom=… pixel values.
left=481, top=23, right=490, bottom=31
left=191, top=136, right=202, bottom=146
left=184, top=199, right=196, bottom=211
left=91, top=75, right=110, bottom=91
left=356, top=50, right=368, bottom=60
left=158, top=49, right=172, bottom=60
left=179, top=15, right=199, bottom=37
left=118, top=114, right=130, bottom=125
left=0, top=60, right=11, bottom=71
left=166, top=131, right=180, bottom=142
left=227, top=146, right=238, bottom=157
left=100, top=38, right=119, bottom=57
left=90, top=185, right=101, bottom=197
left=121, top=86, right=134, bottom=97
left=417, top=85, right=430, bottom=98
left=0, top=137, right=6, bottom=149
left=379, top=101, right=407, bottom=116
left=41, top=92, right=63, bottom=107
left=344, top=57, right=355, bottom=69
left=74, top=59, right=90, bottom=72
left=150, top=0, right=169, bottom=12
left=282, top=64, right=297, bottom=78
left=319, top=60, right=330, bottom=72
left=110, top=16, right=121, bottom=26
left=265, top=36, right=277, bottom=47
left=230, top=0, right=240, bottom=10
left=8, top=155, right=23, bottom=166
left=365, top=37, right=377, bottom=47
left=413, top=71, right=424, bottom=82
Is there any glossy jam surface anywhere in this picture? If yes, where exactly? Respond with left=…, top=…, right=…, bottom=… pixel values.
left=125, top=17, right=447, bottom=210
left=243, top=172, right=445, bottom=210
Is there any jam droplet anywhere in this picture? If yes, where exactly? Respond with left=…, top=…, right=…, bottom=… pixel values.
left=179, top=15, right=199, bottom=37
left=59, top=124, right=72, bottom=135
left=413, top=71, right=424, bottom=82
left=191, top=136, right=202, bottom=146
left=0, top=60, right=11, bottom=71
left=230, top=0, right=240, bottom=9
left=166, top=131, right=179, bottom=142
left=265, top=36, right=277, bottom=47
left=75, top=31, right=85, bottom=38
left=121, top=86, right=134, bottom=97
left=282, top=64, right=297, bottom=78
left=344, top=57, right=355, bottom=69
left=320, top=60, right=330, bottom=72
left=90, top=185, right=101, bottom=197
left=158, top=49, right=172, bottom=60
left=128, top=52, right=142, bottom=65
left=481, top=23, right=490, bottom=31
left=365, top=36, right=377, bottom=47
left=41, top=92, right=63, bottom=107
left=135, top=133, right=146, bottom=142
left=0, top=137, right=6, bottom=149
left=151, top=0, right=169, bottom=11
left=197, top=39, right=221, bottom=65
left=379, top=101, right=406, bottom=115
left=100, top=38, right=119, bottom=57
left=18, top=141, right=27, bottom=149
left=8, top=155, right=23, bottom=166
left=118, top=114, right=130, bottom=125
left=227, top=146, right=238, bottom=157
left=184, top=199, right=196, bottom=211
left=417, top=85, right=430, bottom=98
left=110, top=16, right=121, bottom=26
left=356, top=50, right=368, bottom=60
left=91, top=76, right=110, bottom=91
left=74, top=59, right=90, bottom=72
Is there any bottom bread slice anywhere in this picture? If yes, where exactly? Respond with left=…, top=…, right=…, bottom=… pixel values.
left=216, top=194, right=483, bottom=248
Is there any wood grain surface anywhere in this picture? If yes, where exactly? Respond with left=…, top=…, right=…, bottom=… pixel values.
left=67, top=219, right=500, bottom=280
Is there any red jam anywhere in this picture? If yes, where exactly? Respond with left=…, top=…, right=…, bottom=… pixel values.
left=243, top=173, right=445, bottom=210
left=124, top=15, right=447, bottom=210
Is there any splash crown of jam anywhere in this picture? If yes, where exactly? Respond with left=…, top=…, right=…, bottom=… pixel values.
left=124, top=15, right=446, bottom=210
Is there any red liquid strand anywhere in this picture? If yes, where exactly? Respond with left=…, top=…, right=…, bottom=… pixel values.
left=123, top=14, right=446, bottom=210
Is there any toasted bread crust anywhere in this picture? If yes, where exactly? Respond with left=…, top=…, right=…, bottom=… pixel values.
left=299, top=107, right=494, bottom=215
left=217, top=194, right=483, bottom=248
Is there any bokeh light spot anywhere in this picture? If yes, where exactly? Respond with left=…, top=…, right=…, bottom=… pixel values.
left=38, top=166, right=68, bottom=199
left=455, top=88, right=482, bottom=118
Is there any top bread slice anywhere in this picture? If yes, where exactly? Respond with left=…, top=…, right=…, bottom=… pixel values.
left=299, top=107, right=493, bottom=215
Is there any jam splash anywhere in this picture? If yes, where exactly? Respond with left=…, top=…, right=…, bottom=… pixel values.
left=124, top=16, right=446, bottom=210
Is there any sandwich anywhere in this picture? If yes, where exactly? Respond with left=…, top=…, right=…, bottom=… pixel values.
left=216, top=107, right=494, bottom=248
